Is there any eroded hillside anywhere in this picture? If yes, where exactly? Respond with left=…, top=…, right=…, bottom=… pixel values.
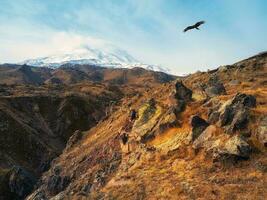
left=0, top=83, right=124, bottom=199
left=0, top=66, right=175, bottom=199
left=25, top=53, right=267, bottom=200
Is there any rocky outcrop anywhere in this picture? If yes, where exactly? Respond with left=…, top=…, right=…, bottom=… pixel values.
left=208, top=93, right=256, bottom=134
left=193, top=125, right=251, bottom=161
left=193, top=125, right=222, bottom=152
left=190, top=115, right=209, bottom=141
left=232, top=93, right=256, bottom=108
left=8, top=166, right=37, bottom=199
left=257, top=116, right=267, bottom=147
left=45, top=166, right=70, bottom=196
left=133, top=98, right=163, bottom=142
left=157, top=108, right=178, bottom=131
left=193, top=93, right=257, bottom=161
left=47, top=174, right=70, bottom=196
left=204, top=76, right=226, bottom=97
left=174, top=81, right=192, bottom=102
left=166, top=81, right=192, bottom=115
left=65, top=130, right=83, bottom=151
left=221, top=135, right=251, bottom=159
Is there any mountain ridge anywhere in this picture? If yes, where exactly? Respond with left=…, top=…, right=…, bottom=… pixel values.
left=19, top=46, right=170, bottom=73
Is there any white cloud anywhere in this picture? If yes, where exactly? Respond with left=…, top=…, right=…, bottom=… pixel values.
left=0, top=24, right=115, bottom=63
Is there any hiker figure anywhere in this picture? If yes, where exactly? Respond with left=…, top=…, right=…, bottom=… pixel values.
left=120, top=132, right=128, bottom=145
left=129, top=109, right=137, bottom=122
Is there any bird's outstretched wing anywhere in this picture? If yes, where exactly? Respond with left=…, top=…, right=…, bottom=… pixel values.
left=194, top=21, right=205, bottom=27
left=183, top=21, right=205, bottom=32
left=183, top=25, right=194, bottom=32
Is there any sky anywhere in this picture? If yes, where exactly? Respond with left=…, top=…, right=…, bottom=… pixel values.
left=0, top=0, right=267, bottom=75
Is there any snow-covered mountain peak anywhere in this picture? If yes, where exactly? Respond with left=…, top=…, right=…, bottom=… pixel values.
left=20, top=45, right=170, bottom=73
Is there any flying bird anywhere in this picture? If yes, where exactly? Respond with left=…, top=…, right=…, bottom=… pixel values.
left=183, top=21, right=205, bottom=32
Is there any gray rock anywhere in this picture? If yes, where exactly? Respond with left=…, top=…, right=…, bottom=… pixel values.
left=193, top=125, right=220, bottom=151
left=47, top=173, right=70, bottom=195
left=229, top=108, right=249, bottom=133
left=257, top=116, right=267, bottom=147
left=174, top=81, right=192, bottom=102
left=204, top=76, right=226, bottom=97
left=208, top=93, right=256, bottom=134
left=232, top=93, right=256, bottom=108
left=215, top=135, right=251, bottom=160
left=205, top=83, right=226, bottom=97
left=8, top=166, right=37, bottom=199
left=190, top=115, right=209, bottom=141
left=193, top=126, right=252, bottom=161
left=158, top=108, right=178, bottom=132
left=218, top=105, right=234, bottom=126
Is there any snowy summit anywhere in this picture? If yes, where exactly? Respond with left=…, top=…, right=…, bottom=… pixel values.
left=20, top=44, right=170, bottom=73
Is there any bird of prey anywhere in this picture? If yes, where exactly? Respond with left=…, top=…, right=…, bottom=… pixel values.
left=183, top=21, right=205, bottom=32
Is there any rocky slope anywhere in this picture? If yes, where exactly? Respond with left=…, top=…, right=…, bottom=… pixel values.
left=0, top=66, right=175, bottom=199
left=0, top=82, right=126, bottom=199
left=0, top=52, right=266, bottom=199
left=22, top=53, right=267, bottom=200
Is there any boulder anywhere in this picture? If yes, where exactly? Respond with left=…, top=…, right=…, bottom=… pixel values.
left=133, top=99, right=163, bottom=142
left=208, top=93, right=256, bottom=134
left=205, top=82, right=226, bottom=97
left=204, top=76, right=226, bottom=97
left=208, top=111, right=220, bottom=124
left=8, top=166, right=37, bottom=199
left=190, top=115, right=209, bottom=141
left=232, top=93, right=256, bottom=108
left=158, top=108, right=178, bottom=132
left=172, top=81, right=192, bottom=114
left=228, top=109, right=249, bottom=133
left=193, top=125, right=221, bottom=151
left=257, top=116, right=267, bottom=147
left=167, top=82, right=192, bottom=115
left=175, top=100, right=187, bottom=114
left=223, top=135, right=251, bottom=159
left=193, top=126, right=252, bottom=161
left=174, top=81, right=192, bottom=102
left=46, top=166, right=70, bottom=195
left=218, top=105, right=234, bottom=126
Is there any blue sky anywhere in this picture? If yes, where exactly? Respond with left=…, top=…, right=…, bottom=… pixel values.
left=0, top=0, right=267, bottom=74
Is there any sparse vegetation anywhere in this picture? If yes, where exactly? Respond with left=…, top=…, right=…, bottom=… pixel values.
left=0, top=53, right=267, bottom=199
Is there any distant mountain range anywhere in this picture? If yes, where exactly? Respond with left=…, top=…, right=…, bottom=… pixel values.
left=0, top=63, right=176, bottom=86
left=20, top=45, right=170, bottom=73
